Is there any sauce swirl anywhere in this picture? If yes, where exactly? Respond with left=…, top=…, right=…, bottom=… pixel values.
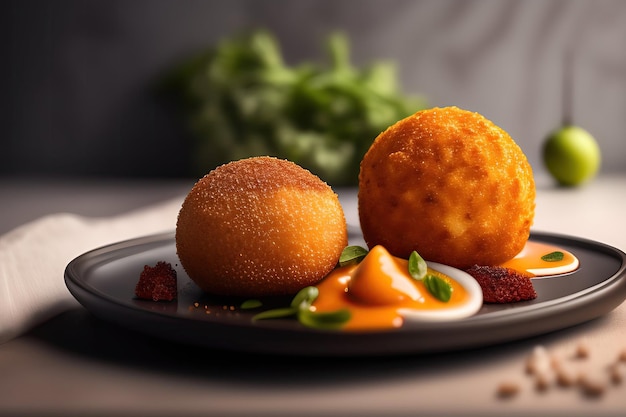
left=312, top=245, right=481, bottom=330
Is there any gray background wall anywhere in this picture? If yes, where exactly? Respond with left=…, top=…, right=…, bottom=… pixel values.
left=3, top=0, right=625, bottom=180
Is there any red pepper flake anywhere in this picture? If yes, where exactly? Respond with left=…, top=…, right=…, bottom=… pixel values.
left=135, top=261, right=177, bottom=301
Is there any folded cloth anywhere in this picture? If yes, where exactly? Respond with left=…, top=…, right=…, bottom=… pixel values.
left=0, top=197, right=182, bottom=343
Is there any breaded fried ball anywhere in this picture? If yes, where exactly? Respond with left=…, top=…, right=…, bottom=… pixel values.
left=176, top=156, right=348, bottom=297
left=358, top=106, right=535, bottom=269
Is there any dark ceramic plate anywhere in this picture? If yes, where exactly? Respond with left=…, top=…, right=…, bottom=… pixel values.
left=65, top=231, right=626, bottom=356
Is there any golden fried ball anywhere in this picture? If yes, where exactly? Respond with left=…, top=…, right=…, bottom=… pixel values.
left=358, top=106, right=535, bottom=269
left=176, top=156, right=348, bottom=297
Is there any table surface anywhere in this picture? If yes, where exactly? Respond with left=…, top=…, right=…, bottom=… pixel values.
left=1, top=174, right=625, bottom=416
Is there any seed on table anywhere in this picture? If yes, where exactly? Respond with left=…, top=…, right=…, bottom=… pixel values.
left=497, top=381, right=520, bottom=398
left=575, top=341, right=590, bottom=359
left=535, top=373, right=552, bottom=392
left=526, top=345, right=551, bottom=375
left=556, top=365, right=578, bottom=387
left=578, top=372, right=606, bottom=397
left=609, top=364, right=623, bottom=385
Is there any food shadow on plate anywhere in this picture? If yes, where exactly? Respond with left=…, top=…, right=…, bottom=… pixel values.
left=24, top=304, right=609, bottom=390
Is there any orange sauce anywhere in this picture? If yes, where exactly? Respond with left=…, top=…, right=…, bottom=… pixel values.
left=312, top=245, right=469, bottom=331
left=307, top=241, right=579, bottom=331
left=500, top=241, right=579, bottom=277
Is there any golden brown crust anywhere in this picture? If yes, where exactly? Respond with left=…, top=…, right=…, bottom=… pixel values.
left=176, top=156, right=348, bottom=297
left=358, top=107, right=535, bottom=269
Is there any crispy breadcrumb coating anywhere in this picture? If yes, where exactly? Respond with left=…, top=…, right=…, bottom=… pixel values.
left=358, top=106, right=535, bottom=268
left=176, top=156, right=348, bottom=297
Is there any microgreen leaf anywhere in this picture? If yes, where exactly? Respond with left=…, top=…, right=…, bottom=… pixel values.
left=408, top=250, right=428, bottom=280
left=339, top=245, right=369, bottom=266
left=252, top=285, right=350, bottom=330
left=423, top=274, right=452, bottom=302
left=298, top=308, right=351, bottom=330
left=290, top=286, right=319, bottom=309
left=541, top=251, right=564, bottom=262
left=252, top=307, right=297, bottom=321
left=240, top=299, right=263, bottom=309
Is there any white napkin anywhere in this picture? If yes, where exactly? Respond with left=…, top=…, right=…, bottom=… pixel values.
left=0, top=197, right=183, bottom=343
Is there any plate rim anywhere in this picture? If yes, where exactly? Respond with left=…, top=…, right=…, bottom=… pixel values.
left=64, top=230, right=626, bottom=356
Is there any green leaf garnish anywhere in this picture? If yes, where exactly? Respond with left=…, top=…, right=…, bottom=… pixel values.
left=423, top=274, right=453, bottom=302
left=290, top=286, right=319, bottom=309
left=252, top=286, right=349, bottom=329
left=240, top=299, right=263, bottom=309
left=298, top=308, right=351, bottom=330
left=541, top=251, right=564, bottom=262
left=252, top=307, right=297, bottom=321
left=408, top=250, right=428, bottom=280
left=253, top=286, right=318, bottom=321
left=339, top=245, right=369, bottom=266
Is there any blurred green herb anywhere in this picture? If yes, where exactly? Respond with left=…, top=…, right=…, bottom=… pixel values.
left=162, top=29, right=426, bottom=185
left=252, top=285, right=350, bottom=329
left=240, top=299, right=263, bottom=309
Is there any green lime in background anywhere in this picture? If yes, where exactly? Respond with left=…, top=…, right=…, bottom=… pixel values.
left=542, top=125, right=601, bottom=186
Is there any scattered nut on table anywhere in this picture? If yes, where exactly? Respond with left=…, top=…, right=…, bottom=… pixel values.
left=497, top=381, right=521, bottom=398
left=497, top=342, right=626, bottom=400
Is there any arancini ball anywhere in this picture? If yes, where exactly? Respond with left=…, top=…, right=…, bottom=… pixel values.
left=176, top=156, right=348, bottom=297
left=358, top=106, right=535, bottom=269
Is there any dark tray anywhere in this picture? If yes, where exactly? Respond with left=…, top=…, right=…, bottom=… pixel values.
left=65, top=231, right=626, bottom=356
